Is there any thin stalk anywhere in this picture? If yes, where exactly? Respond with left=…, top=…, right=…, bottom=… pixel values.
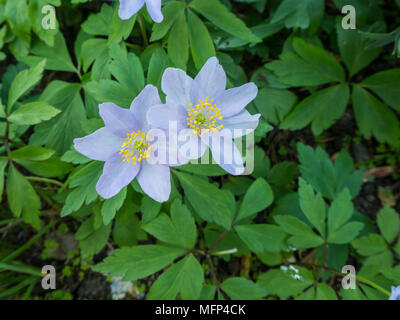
left=1, top=220, right=58, bottom=263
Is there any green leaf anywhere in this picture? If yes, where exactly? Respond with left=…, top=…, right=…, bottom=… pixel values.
left=220, top=277, right=267, bottom=300
left=361, top=68, right=400, bottom=112
left=187, top=10, right=216, bottom=70
left=274, top=215, right=324, bottom=248
left=5, top=0, right=31, bottom=45
left=316, top=283, right=338, bottom=300
left=22, top=33, right=76, bottom=73
left=377, top=205, right=400, bottom=244
left=8, top=102, right=61, bottom=125
left=337, top=22, right=382, bottom=77
left=101, top=187, right=127, bottom=225
left=150, top=1, right=186, bottom=42
left=61, top=162, right=103, bottom=217
left=327, top=189, right=354, bottom=234
left=7, top=60, right=46, bottom=112
left=190, top=0, right=260, bottom=43
left=271, top=0, right=324, bottom=32
left=236, top=178, right=273, bottom=223
left=113, top=193, right=146, bottom=247
left=352, top=85, right=400, bottom=147
left=297, top=143, right=363, bottom=200
left=327, top=222, right=364, bottom=244
left=75, top=216, right=112, bottom=259
left=147, top=47, right=171, bottom=88
left=266, top=38, right=345, bottom=87
left=254, top=87, right=297, bottom=125
left=13, top=156, right=72, bottom=178
left=175, top=171, right=235, bottom=230
left=6, top=164, right=41, bottom=229
left=235, top=224, right=287, bottom=253
left=177, top=163, right=226, bottom=176
left=143, top=199, right=197, bottom=249
left=147, top=254, right=204, bottom=300
left=108, top=44, right=145, bottom=97
left=30, top=81, right=86, bottom=154
left=141, top=195, right=162, bottom=224
left=352, top=234, right=388, bottom=256
left=298, top=178, right=326, bottom=237
left=0, top=158, right=8, bottom=199
left=280, top=84, right=350, bottom=135
left=257, top=267, right=314, bottom=299
left=10, top=146, right=54, bottom=161
left=168, top=11, right=189, bottom=70
left=93, top=245, right=185, bottom=281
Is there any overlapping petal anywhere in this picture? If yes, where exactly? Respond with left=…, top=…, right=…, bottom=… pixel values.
left=147, top=103, right=187, bottom=132
left=130, top=84, right=161, bottom=132
left=99, top=103, right=139, bottom=138
left=96, top=152, right=141, bottom=199
left=162, top=68, right=193, bottom=107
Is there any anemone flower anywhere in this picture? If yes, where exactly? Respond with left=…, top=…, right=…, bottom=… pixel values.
left=389, top=285, right=400, bottom=300
left=118, top=0, right=163, bottom=23
left=147, top=57, right=260, bottom=175
left=74, top=85, right=175, bottom=202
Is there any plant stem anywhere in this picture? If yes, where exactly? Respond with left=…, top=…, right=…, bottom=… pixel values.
left=26, top=176, right=63, bottom=187
left=138, top=15, right=149, bottom=47
left=1, top=220, right=58, bottom=263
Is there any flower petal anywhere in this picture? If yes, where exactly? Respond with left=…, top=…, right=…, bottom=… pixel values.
left=203, top=132, right=245, bottom=175
left=119, top=0, right=145, bottom=20
left=145, top=0, right=163, bottom=23
left=96, top=152, right=141, bottom=199
left=162, top=68, right=193, bottom=108
left=178, top=129, right=207, bottom=160
left=191, top=57, right=226, bottom=102
left=215, top=82, right=258, bottom=118
left=130, top=84, right=161, bottom=132
left=147, top=103, right=187, bottom=132
left=99, top=102, right=139, bottom=138
left=223, top=110, right=261, bottom=138
left=137, top=161, right=170, bottom=202
left=73, top=127, right=123, bottom=161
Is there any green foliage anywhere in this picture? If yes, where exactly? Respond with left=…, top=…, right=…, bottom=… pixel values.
left=0, top=0, right=399, bottom=301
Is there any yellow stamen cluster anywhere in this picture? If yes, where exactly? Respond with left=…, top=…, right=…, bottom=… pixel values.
left=186, top=97, right=224, bottom=137
left=119, top=130, right=152, bottom=165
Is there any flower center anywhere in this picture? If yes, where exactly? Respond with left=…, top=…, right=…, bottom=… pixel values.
left=186, top=97, right=224, bottom=137
left=119, top=130, right=152, bottom=165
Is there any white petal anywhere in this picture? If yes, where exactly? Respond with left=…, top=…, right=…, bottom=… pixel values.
left=99, top=103, right=139, bottom=138
left=119, top=0, right=145, bottom=20
left=162, top=68, right=193, bottom=108
left=215, top=82, right=258, bottom=118
left=223, top=110, right=261, bottom=138
left=191, top=57, right=226, bottom=102
left=145, top=0, right=163, bottom=23
left=203, top=132, right=245, bottom=175
left=73, top=128, right=123, bottom=161
left=137, top=161, right=171, bottom=202
left=130, top=84, right=161, bottom=132
left=96, top=152, right=141, bottom=199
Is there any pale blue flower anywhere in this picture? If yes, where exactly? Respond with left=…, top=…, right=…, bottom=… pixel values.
left=389, top=285, right=400, bottom=300
left=147, top=57, right=260, bottom=175
left=74, top=85, right=174, bottom=202
left=118, top=0, right=163, bottom=23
